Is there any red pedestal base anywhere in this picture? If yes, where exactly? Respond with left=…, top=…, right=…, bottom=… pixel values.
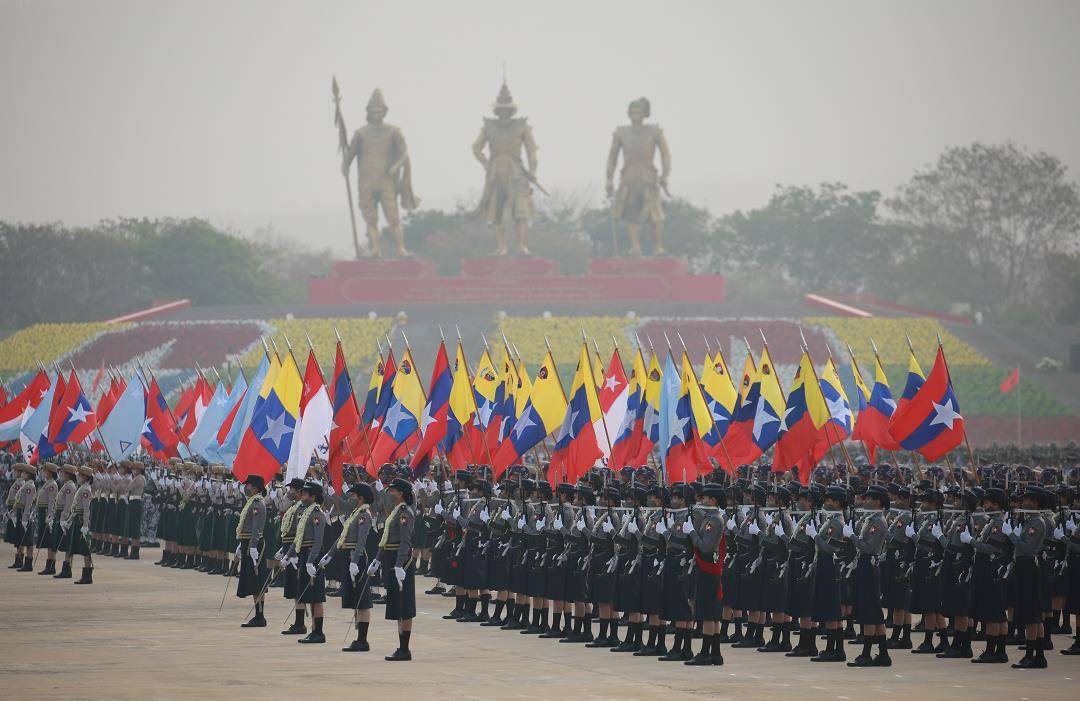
left=309, top=257, right=724, bottom=305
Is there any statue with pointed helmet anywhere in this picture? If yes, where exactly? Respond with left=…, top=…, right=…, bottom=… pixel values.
left=340, top=87, right=419, bottom=258
left=472, top=80, right=539, bottom=256
left=606, top=97, right=671, bottom=256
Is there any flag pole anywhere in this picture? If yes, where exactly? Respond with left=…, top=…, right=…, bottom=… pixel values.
left=935, top=333, right=980, bottom=484
left=797, top=328, right=849, bottom=478
left=588, top=333, right=615, bottom=459
left=678, top=330, right=733, bottom=476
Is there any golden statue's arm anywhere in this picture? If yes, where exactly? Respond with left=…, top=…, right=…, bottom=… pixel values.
left=658, top=128, right=672, bottom=187
left=388, top=126, right=409, bottom=177
left=522, top=125, right=539, bottom=177
left=472, top=128, right=489, bottom=170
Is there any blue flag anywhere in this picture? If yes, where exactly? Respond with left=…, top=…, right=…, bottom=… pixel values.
left=657, top=353, right=680, bottom=472
left=200, top=372, right=248, bottom=463
left=98, top=372, right=147, bottom=461
left=220, top=356, right=269, bottom=467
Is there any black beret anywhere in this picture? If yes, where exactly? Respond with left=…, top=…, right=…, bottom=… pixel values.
left=389, top=477, right=413, bottom=496
left=288, top=478, right=306, bottom=491
left=300, top=480, right=323, bottom=499
left=348, top=482, right=374, bottom=503
left=244, top=474, right=266, bottom=491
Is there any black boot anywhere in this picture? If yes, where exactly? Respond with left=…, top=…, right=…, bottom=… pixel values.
left=540, top=611, right=565, bottom=638
left=938, top=630, right=972, bottom=658
left=1062, top=634, right=1080, bottom=656
left=634, top=625, right=660, bottom=656
left=972, top=635, right=1005, bottom=663
left=10, top=554, right=23, bottom=569
left=758, top=624, right=784, bottom=652
left=889, top=624, right=912, bottom=649
left=38, top=558, right=56, bottom=575
left=385, top=631, right=412, bottom=661
left=457, top=597, right=480, bottom=623
left=685, top=634, right=713, bottom=665
left=119, top=543, right=129, bottom=558
left=53, top=561, right=73, bottom=579
left=585, top=619, right=611, bottom=647
left=613, top=622, right=642, bottom=652
left=658, top=630, right=686, bottom=661
left=344, top=621, right=370, bottom=651
left=18, top=556, right=33, bottom=572
left=482, top=599, right=507, bottom=627
left=74, top=566, right=94, bottom=584
left=242, top=602, right=267, bottom=627
left=298, top=617, right=325, bottom=643
left=155, top=551, right=167, bottom=565
left=445, top=595, right=465, bottom=620
left=873, top=635, right=892, bottom=666
left=282, top=609, right=307, bottom=635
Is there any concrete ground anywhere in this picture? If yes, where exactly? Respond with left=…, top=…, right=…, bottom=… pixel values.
left=1, top=544, right=1077, bottom=701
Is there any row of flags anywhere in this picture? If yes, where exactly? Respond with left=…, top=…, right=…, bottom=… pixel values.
left=0, top=331, right=974, bottom=490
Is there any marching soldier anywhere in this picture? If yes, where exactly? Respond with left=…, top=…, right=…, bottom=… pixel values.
left=68, top=464, right=95, bottom=584
left=34, top=462, right=60, bottom=575
left=683, top=482, right=726, bottom=666
left=371, top=477, right=417, bottom=661
left=12, top=463, right=37, bottom=571
left=283, top=481, right=328, bottom=644
left=969, top=487, right=1011, bottom=663
left=125, top=461, right=146, bottom=559
left=53, top=464, right=79, bottom=579
left=809, top=486, right=848, bottom=662
left=1008, top=485, right=1049, bottom=668
left=329, top=482, right=375, bottom=651
left=844, top=484, right=891, bottom=667
left=276, top=477, right=307, bottom=633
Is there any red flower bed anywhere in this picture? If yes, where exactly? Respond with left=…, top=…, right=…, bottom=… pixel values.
left=67, top=322, right=264, bottom=370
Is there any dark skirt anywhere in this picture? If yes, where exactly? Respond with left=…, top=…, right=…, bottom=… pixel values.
left=1011, top=557, right=1042, bottom=625
left=589, top=554, right=616, bottom=606
left=784, top=553, right=814, bottom=619
left=1065, top=553, right=1080, bottom=615
left=509, top=540, right=529, bottom=594
left=413, top=515, right=430, bottom=550
left=909, top=554, right=942, bottom=614
left=853, top=554, right=884, bottom=624
left=760, top=555, right=788, bottom=613
left=736, top=554, right=765, bottom=612
left=970, top=555, right=1006, bottom=622
left=381, top=556, right=416, bottom=620
left=125, top=500, right=144, bottom=539
left=53, top=516, right=68, bottom=553
left=812, top=553, right=841, bottom=622
left=36, top=508, right=53, bottom=550
left=68, top=514, right=91, bottom=556
left=721, top=549, right=740, bottom=609
left=114, top=500, right=128, bottom=537
left=4, top=512, right=16, bottom=544
left=545, top=555, right=567, bottom=602
left=430, top=533, right=451, bottom=580
left=11, top=508, right=26, bottom=546
left=445, top=537, right=465, bottom=588
left=178, top=504, right=197, bottom=547
left=641, top=553, right=665, bottom=616
left=564, top=548, right=588, bottom=602
left=526, top=547, right=547, bottom=598
left=940, top=554, right=973, bottom=617
left=694, top=568, right=722, bottom=622
left=296, top=549, right=326, bottom=604
left=616, top=558, right=642, bottom=613
left=461, top=533, right=488, bottom=590
left=212, top=512, right=229, bottom=551
left=883, top=547, right=912, bottom=610
left=235, top=538, right=268, bottom=598
left=485, top=541, right=512, bottom=591
left=661, top=554, right=692, bottom=622
left=283, top=561, right=300, bottom=599
left=341, top=553, right=373, bottom=610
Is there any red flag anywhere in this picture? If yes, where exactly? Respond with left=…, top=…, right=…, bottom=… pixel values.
left=888, top=347, right=965, bottom=462
left=143, top=376, right=181, bottom=459
left=409, top=342, right=452, bottom=471
left=90, top=360, right=105, bottom=395
left=999, top=367, right=1019, bottom=394
left=327, top=342, right=360, bottom=492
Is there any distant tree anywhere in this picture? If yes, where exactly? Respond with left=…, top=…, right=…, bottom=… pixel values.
left=887, top=142, right=1080, bottom=318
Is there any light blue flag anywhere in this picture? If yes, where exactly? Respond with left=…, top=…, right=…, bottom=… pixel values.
left=200, top=371, right=248, bottom=463
left=188, top=382, right=227, bottom=459
left=98, top=372, right=146, bottom=461
left=19, top=372, right=56, bottom=460
left=657, top=353, right=680, bottom=472
left=219, top=356, right=269, bottom=467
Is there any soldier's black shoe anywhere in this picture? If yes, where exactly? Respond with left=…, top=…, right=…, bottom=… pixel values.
left=18, top=559, right=33, bottom=572
left=384, top=648, right=412, bottom=661
left=786, top=645, right=816, bottom=658
left=873, top=653, right=892, bottom=667
left=342, top=640, right=369, bottom=652
left=887, top=637, right=912, bottom=649
left=937, top=645, right=972, bottom=659
left=9, top=554, right=23, bottom=569
left=480, top=616, right=504, bottom=627
left=1059, top=622, right=1073, bottom=635
left=53, top=561, right=72, bottom=579
left=658, top=649, right=689, bottom=661
left=971, top=650, right=1002, bottom=663
left=38, top=560, right=56, bottom=575
left=1012, top=655, right=1047, bottom=669
left=1061, top=638, right=1080, bottom=655
left=811, top=649, right=843, bottom=662
left=847, top=653, right=875, bottom=667
left=684, top=653, right=712, bottom=666
left=443, top=609, right=463, bottom=620
left=281, top=624, right=307, bottom=635
left=632, top=645, right=658, bottom=657
left=298, top=632, right=326, bottom=644
left=758, top=640, right=790, bottom=653
left=74, top=567, right=93, bottom=584
left=711, top=653, right=725, bottom=665
left=457, top=612, right=481, bottom=623
left=911, top=641, right=937, bottom=654
left=732, top=637, right=762, bottom=649
left=538, top=627, right=565, bottom=638
left=425, top=585, right=446, bottom=595
left=558, top=632, right=584, bottom=643
left=612, top=639, right=640, bottom=652
left=241, top=616, right=267, bottom=628
left=584, top=635, right=611, bottom=648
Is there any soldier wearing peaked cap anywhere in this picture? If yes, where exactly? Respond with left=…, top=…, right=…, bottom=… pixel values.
left=1009, top=485, right=1049, bottom=668
left=125, top=461, right=146, bottom=559
left=237, top=474, right=269, bottom=628
left=52, top=464, right=79, bottom=579
left=809, top=486, right=848, bottom=662
left=9, top=463, right=37, bottom=571
left=331, top=482, right=375, bottom=652
left=34, top=463, right=61, bottom=575
left=844, top=484, right=891, bottom=667
left=276, top=477, right=308, bottom=633
left=683, top=482, right=726, bottom=666
left=282, top=480, right=328, bottom=644
left=374, top=477, right=417, bottom=661
left=67, top=465, right=96, bottom=584
left=969, top=487, right=1011, bottom=663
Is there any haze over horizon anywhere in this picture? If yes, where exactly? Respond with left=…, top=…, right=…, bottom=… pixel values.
left=3, top=0, right=1079, bottom=256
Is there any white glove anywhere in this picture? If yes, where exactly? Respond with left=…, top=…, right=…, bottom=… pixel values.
left=491, top=483, right=501, bottom=497
left=1054, top=526, right=1065, bottom=540
left=394, top=566, right=406, bottom=587
left=442, top=480, right=452, bottom=491
left=774, top=523, right=785, bottom=538
left=517, top=516, right=527, bottom=529
left=536, top=518, right=546, bottom=530
left=553, top=516, right=564, bottom=530
left=250, top=547, right=260, bottom=565
left=805, top=522, right=818, bottom=538
left=305, top=562, right=317, bottom=577
left=725, top=517, right=737, bottom=530
left=739, top=505, right=750, bottom=519
left=748, top=521, right=760, bottom=536
left=627, top=520, right=639, bottom=534
left=452, top=507, right=461, bottom=520
left=349, top=562, right=360, bottom=578
left=959, top=530, right=973, bottom=544
left=1067, top=519, right=1077, bottom=533
left=81, top=526, right=90, bottom=537
left=575, top=517, right=586, bottom=531
left=434, top=502, right=444, bottom=515
left=234, top=544, right=242, bottom=558
left=366, top=559, right=381, bottom=576
left=681, top=520, right=695, bottom=534
left=500, top=507, right=511, bottom=520
left=655, top=519, right=668, bottom=535
left=273, top=548, right=285, bottom=561
left=586, top=506, right=596, bottom=520
left=764, top=513, right=774, bottom=525
left=602, top=520, right=614, bottom=533
left=931, top=524, right=943, bottom=539
left=665, top=514, right=675, bottom=529
left=1001, top=521, right=1013, bottom=536
left=318, top=552, right=332, bottom=568
left=842, top=524, right=854, bottom=538
left=904, top=524, right=916, bottom=538
left=374, top=479, right=384, bottom=492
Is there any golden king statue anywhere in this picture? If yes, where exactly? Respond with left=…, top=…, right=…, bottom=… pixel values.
left=472, top=81, right=540, bottom=256
left=606, top=97, right=671, bottom=256
left=337, top=86, right=418, bottom=258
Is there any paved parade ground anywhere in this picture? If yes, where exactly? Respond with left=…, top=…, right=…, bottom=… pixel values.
left=0, top=544, right=1076, bottom=701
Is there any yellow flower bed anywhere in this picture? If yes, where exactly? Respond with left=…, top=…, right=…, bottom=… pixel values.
left=805, top=317, right=990, bottom=367
left=238, top=317, right=393, bottom=374
left=0, top=322, right=123, bottom=373
left=497, top=316, right=635, bottom=366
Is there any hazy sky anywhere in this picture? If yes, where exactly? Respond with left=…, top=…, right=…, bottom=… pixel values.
left=3, top=1, right=1079, bottom=255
